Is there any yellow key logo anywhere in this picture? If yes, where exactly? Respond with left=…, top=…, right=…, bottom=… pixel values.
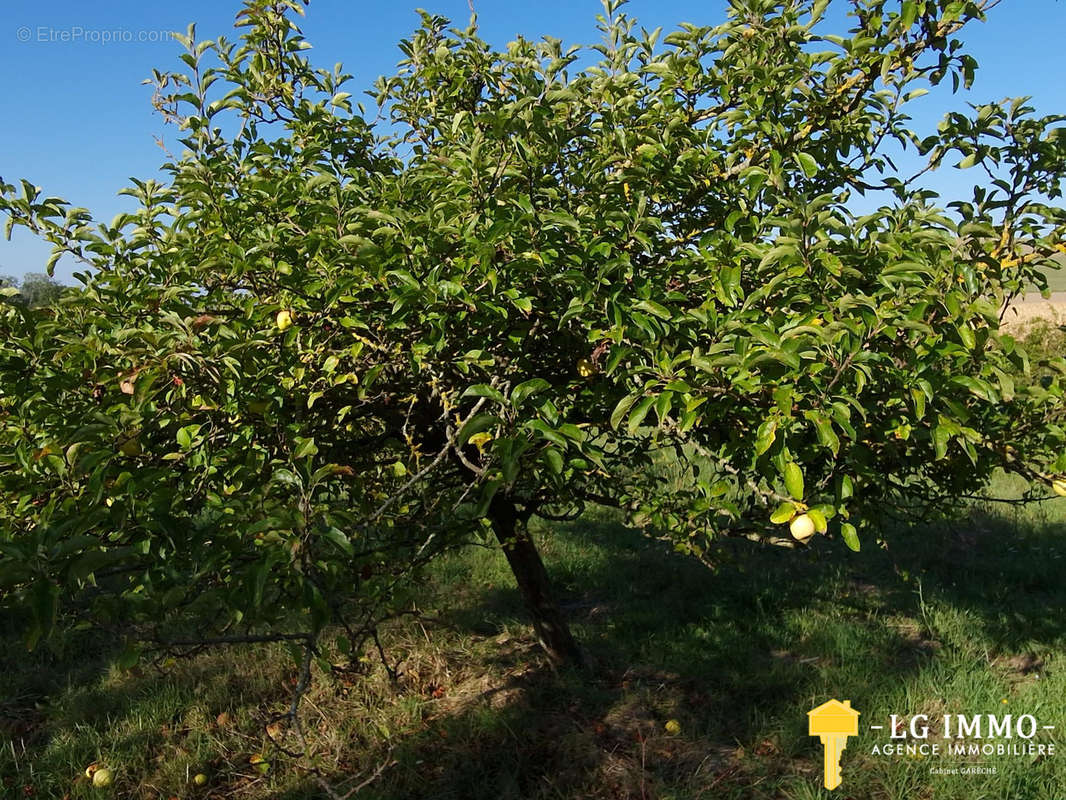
left=808, top=699, right=860, bottom=790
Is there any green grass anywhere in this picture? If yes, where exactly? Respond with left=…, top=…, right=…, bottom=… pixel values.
left=3, top=475, right=1066, bottom=799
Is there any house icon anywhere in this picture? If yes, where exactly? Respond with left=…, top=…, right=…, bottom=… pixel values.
left=808, top=699, right=860, bottom=734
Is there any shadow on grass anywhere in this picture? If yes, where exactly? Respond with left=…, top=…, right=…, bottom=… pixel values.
left=271, top=506, right=1066, bottom=800
left=0, top=612, right=301, bottom=799
left=887, top=506, right=1066, bottom=653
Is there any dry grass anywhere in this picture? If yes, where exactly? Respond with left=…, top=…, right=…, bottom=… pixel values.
left=1002, top=293, right=1066, bottom=331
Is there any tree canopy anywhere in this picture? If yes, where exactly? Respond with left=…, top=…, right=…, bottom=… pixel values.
left=1, top=0, right=1065, bottom=666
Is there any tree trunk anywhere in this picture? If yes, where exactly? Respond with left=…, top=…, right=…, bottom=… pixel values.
left=488, top=494, right=584, bottom=668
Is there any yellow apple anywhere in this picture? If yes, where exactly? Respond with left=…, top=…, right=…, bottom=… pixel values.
left=577, top=358, right=596, bottom=377
left=92, top=767, right=113, bottom=788
left=789, top=513, right=816, bottom=541
left=664, top=719, right=681, bottom=734
left=193, top=773, right=208, bottom=786
left=276, top=310, right=294, bottom=331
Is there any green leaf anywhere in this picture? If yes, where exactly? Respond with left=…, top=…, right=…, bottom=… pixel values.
left=634, top=299, right=671, bottom=320
left=806, top=412, right=840, bottom=455
left=783, top=462, right=804, bottom=501
left=840, top=523, right=861, bottom=552
left=933, top=425, right=950, bottom=460
left=543, top=447, right=564, bottom=475
left=950, top=376, right=996, bottom=402
left=654, top=392, right=674, bottom=426
left=473, top=479, right=502, bottom=517
left=511, top=378, right=551, bottom=406
left=627, top=396, right=657, bottom=435
left=496, top=437, right=529, bottom=485
left=770, top=503, right=795, bottom=524
left=462, top=384, right=506, bottom=404
left=900, top=0, right=917, bottom=29
left=755, top=418, right=778, bottom=456
left=293, top=437, right=319, bottom=459
left=526, top=419, right=568, bottom=448
left=794, top=152, right=819, bottom=177
left=942, top=1, right=965, bottom=23
left=69, top=549, right=120, bottom=583
left=806, top=507, right=828, bottom=534
left=838, top=474, right=854, bottom=501
left=911, top=387, right=926, bottom=419
left=176, top=424, right=200, bottom=450
left=272, top=469, right=303, bottom=490
left=321, top=526, right=354, bottom=556
left=610, top=393, right=640, bottom=431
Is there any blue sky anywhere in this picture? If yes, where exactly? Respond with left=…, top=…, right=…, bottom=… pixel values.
left=2, top=1, right=1064, bottom=284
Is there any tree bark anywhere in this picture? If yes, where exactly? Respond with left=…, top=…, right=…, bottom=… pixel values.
left=488, top=493, right=584, bottom=668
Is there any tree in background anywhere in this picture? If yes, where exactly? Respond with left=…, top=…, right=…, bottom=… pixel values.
left=0, top=272, right=65, bottom=308
left=1, top=0, right=1065, bottom=676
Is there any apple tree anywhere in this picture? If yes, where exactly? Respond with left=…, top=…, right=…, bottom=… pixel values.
left=2, top=0, right=1066, bottom=671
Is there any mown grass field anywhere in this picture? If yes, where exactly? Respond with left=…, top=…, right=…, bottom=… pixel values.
left=1040, top=255, right=1066, bottom=294
left=3, top=470, right=1065, bottom=800
left=1032, top=254, right=1066, bottom=293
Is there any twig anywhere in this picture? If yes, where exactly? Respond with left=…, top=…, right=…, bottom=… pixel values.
left=366, top=395, right=487, bottom=524
left=151, top=632, right=315, bottom=648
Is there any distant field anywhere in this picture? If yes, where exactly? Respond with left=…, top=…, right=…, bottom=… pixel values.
left=1004, top=292, right=1066, bottom=330
left=1040, top=254, right=1066, bottom=293
left=1001, top=254, right=1066, bottom=330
